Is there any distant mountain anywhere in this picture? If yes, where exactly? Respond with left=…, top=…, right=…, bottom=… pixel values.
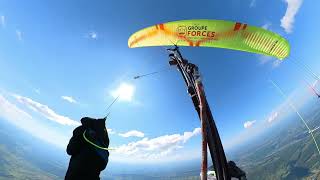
left=234, top=102, right=320, bottom=180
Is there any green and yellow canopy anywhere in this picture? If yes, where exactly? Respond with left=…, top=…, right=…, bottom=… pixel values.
left=128, top=19, right=290, bottom=60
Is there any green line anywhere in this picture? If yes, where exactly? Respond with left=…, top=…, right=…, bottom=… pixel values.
left=83, top=130, right=115, bottom=151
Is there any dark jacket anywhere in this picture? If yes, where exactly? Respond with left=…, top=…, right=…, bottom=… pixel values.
left=65, top=117, right=109, bottom=180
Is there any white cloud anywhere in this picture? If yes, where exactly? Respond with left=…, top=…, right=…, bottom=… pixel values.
left=250, top=0, right=256, bottom=7
left=259, top=55, right=273, bottom=65
left=272, top=60, right=282, bottom=68
left=16, top=30, right=22, bottom=41
left=13, top=94, right=80, bottom=126
left=90, top=32, right=97, bottom=39
left=86, top=31, right=98, bottom=40
left=280, top=0, right=303, bottom=33
left=61, top=96, right=77, bottom=104
left=0, top=94, right=33, bottom=123
left=244, top=120, right=256, bottom=129
left=262, top=22, right=272, bottom=30
left=119, top=130, right=145, bottom=138
left=107, top=128, right=115, bottom=134
left=113, top=127, right=201, bottom=162
left=225, top=86, right=312, bottom=150
left=0, top=15, right=5, bottom=28
left=110, top=83, right=135, bottom=102
left=34, top=89, right=41, bottom=94
left=258, top=55, right=282, bottom=68
left=268, top=112, right=279, bottom=123
left=0, top=94, right=69, bottom=148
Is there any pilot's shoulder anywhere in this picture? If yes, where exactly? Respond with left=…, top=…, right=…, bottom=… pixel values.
left=73, top=126, right=85, bottom=136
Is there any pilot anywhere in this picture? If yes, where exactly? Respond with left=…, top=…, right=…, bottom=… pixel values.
left=65, top=117, right=110, bottom=180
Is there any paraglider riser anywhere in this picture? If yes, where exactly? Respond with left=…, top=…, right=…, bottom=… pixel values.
left=167, top=46, right=246, bottom=180
left=167, top=46, right=229, bottom=180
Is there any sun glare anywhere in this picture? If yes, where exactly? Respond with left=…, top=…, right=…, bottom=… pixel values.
left=110, top=83, right=135, bottom=102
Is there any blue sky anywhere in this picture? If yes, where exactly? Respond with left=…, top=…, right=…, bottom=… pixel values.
left=0, top=0, right=319, bottom=164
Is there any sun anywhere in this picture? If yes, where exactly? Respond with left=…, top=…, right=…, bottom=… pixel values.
left=110, top=83, right=135, bottom=102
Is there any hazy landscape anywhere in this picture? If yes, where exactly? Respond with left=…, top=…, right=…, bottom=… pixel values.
left=0, top=118, right=201, bottom=180
left=1, top=100, right=320, bottom=180
left=233, top=101, right=320, bottom=180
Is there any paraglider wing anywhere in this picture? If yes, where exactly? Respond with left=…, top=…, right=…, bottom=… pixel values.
left=128, top=19, right=290, bottom=60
